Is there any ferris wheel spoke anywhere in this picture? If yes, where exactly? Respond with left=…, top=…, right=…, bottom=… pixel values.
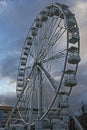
left=49, top=28, right=66, bottom=47
left=29, top=67, right=37, bottom=124
left=46, top=17, right=58, bottom=40
left=23, top=87, right=31, bottom=107
left=37, top=68, right=43, bottom=118
left=18, top=88, right=31, bottom=112
left=36, top=17, right=60, bottom=59
left=35, top=18, right=61, bottom=61
left=49, top=18, right=62, bottom=41
left=43, top=29, right=66, bottom=60
left=39, top=27, right=66, bottom=61
left=29, top=49, right=36, bottom=60
left=30, top=52, right=35, bottom=59
left=50, top=27, right=64, bottom=43
left=55, top=28, right=66, bottom=42
left=41, top=50, right=66, bottom=63
left=44, top=16, right=57, bottom=37
left=36, top=18, right=56, bottom=58
left=37, top=64, right=57, bottom=92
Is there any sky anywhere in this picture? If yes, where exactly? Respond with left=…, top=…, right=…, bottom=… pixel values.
left=0, top=0, right=87, bottom=114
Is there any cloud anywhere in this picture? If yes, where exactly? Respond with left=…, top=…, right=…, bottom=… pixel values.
left=0, top=0, right=7, bottom=6
left=74, top=0, right=87, bottom=17
left=0, top=80, right=16, bottom=94
left=0, top=0, right=7, bottom=14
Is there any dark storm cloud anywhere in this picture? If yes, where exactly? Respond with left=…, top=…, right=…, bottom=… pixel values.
left=0, top=93, right=16, bottom=106
left=0, top=37, right=25, bottom=82
left=0, top=54, right=18, bottom=81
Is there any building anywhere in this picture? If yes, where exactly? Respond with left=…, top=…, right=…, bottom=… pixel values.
left=0, top=105, right=18, bottom=128
left=0, top=105, right=86, bottom=130
left=0, top=105, right=12, bottom=128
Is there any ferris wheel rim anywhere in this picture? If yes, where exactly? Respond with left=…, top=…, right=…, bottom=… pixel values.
left=16, top=2, right=80, bottom=124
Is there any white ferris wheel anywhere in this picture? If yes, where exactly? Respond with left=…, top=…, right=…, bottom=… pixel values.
left=6, top=2, right=81, bottom=130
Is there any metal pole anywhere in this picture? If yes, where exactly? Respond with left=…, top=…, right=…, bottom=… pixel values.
left=38, top=68, right=42, bottom=118
left=68, top=111, right=83, bottom=130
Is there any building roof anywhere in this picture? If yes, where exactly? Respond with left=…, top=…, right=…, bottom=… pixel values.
left=0, top=105, right=13, bottom=110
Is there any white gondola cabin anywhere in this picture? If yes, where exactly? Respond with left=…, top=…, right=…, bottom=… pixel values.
left=68, top=46, right=80, bottom=64
left=58, top=94, right=69, bottom=108
left=47, top=5, right=59, bottom=17
left=64, top=70, right=77, bottom=87
left=59, top=100, right=69, bottom=108
left=23, top=51, right=28, bottom=56
left=18, top=69, right=24, bottom=76
left=35, top=18, right=42, bottom=28
left=69, top=26, right=78, bottom=33
left=68, top=55, right=80, bottom=64
left=31, top=27, right=38, bottom=36
left=24, top=46, right=30, bottom=51
left=40, top=10, right=48, bottom=21
left=69, top=33, right=79, bottom=44
left=68, top=17, right=76, bottom=28
left=20, top=57, right=27, bottom=66
left=17, top=83, right=23, bottom=88
left=26, top=36, right=33, bottom=46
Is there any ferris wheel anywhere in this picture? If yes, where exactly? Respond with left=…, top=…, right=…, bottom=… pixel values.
left=15, top=2, right=80, bottom=128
